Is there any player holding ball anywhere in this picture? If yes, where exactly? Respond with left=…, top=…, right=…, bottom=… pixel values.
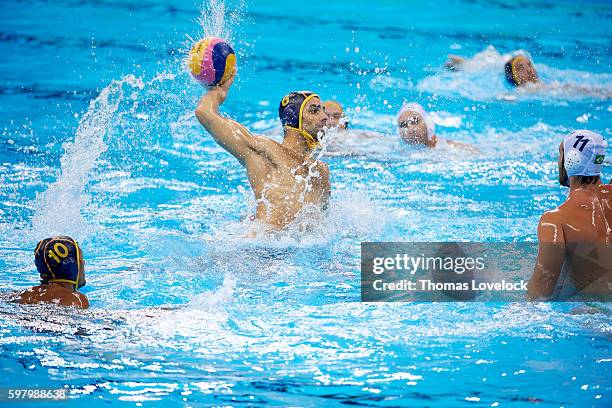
left=189, top=38, right=330, bottom=231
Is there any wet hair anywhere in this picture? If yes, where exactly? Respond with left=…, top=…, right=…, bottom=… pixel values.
left=575, top=175, right=601, bottom=185
left=504, top=59, right=519, bottom=86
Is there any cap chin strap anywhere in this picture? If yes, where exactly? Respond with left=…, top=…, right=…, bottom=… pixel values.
left=48, top=279, right=77, bottom=291
left=286, top=126, right=318, bottom=149
left=290, top=93, right=320, bottom=150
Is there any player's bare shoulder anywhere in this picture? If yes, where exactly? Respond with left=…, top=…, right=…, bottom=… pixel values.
left=598, top=183, right=612, bottom=196
left=539, top=207, right=566, bottom=229
left=256, top=134, right=287, bottom=155
left=539, top=208, right=564, bottom=227
left=70, top=292, right=90, bottom=309
left=597, top=183, right=612, bottom=210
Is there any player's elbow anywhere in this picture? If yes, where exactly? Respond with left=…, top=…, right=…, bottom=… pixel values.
left=195, top=105, right=213, bottom=125
left=195, top=96, right=220, bottom=123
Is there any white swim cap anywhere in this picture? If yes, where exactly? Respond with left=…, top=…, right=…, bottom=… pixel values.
left=397, top=102, right=435, bottom=141
left=563, top=130, right=607, bottom=177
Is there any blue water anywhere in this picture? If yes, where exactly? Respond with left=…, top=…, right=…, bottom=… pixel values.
left=1, top=0, right=611, bottom=406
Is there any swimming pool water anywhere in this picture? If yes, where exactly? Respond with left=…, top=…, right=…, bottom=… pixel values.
left=0, top=0, right=611, bottom=406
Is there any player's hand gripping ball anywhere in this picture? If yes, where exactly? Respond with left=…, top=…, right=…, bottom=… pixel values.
left=188, top=37, right=236, bottom=86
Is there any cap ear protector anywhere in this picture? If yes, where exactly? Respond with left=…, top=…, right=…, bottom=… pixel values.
left=279, top=91, right=321, bottom=149
left=34, top=236, right=85, bottom=289
left=504, top=55, right=530, bottom=86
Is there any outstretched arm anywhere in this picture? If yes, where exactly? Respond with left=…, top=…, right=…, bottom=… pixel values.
left=194, top=72, right=258, bottom=165
left=527, top=212, right=566, bottom=300
left=445, top=139, right=480, bottom=154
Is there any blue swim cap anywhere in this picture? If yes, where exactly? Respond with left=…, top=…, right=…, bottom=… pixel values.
left=34, top=236, right=85, bottom=289
left=278, top=91, right=320, bottom=149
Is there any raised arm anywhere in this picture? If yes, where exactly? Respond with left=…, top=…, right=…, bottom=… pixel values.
left=527, top=212, right=566, bottom=300
left=194, top=72, right=257, bottom=165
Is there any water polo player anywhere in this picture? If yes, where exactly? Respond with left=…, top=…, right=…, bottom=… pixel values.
left=528, top=130, right=611, bottom=300
left=18, top=236, right=89, bottom=309
left=195, top=70, right=330, bottom=230
left=445, top=49, right=539, bottom=87
left=396, top=103, right=478, bottom=152
left=397, top=102, right=437, bottom=147
left=504, top=55, right=539, bottom=87
left=322, top=100, right=391, bottom=157
left=323, top=101, right=348, bottom=131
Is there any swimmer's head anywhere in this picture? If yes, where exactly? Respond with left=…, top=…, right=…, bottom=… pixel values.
left=504, top=55, right=539, bottom=86
left=397, top=103, right=436, bottom=147
left=34, top=236, right=85, bottom=290
left=279, top=91, right=328, bottom=149
left=323, top=101, right=348, bottom=130
left=559, top=130, right=607, bottom=187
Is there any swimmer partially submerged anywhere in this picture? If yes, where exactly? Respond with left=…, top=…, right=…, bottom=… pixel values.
left=17, top=236, right=89, bottom=309
left=445, top=49, right=539, bottom=87
left=323, top=100, right=348, bottom=131
left=321, top=100, right=391, bottom=157
left=397, top=102, right=437, bottom=147
left=528, top=130, right=611, bottom=300
left=445, top=47, right=611, bottom=99
left=504, top=55, right=539, bottom=87
left=397, top=103, right=477, bottom=152
left=195, top=71, right=330, bottom=230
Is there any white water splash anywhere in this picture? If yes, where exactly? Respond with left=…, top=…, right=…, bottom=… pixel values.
left=30, top=75, right=144, bottom=242
left=211, top=188, right=391, bottom=249
left=188, top=272, right=236, bottom=309
left=197, top=0, right=245, bottom=43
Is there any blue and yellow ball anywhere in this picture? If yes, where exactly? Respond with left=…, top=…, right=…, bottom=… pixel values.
left=188, top=37, right=236, bottom=86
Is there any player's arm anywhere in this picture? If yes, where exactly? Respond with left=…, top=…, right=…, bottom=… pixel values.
left=445, top=139, right=479, bottom=153
left=444, top=54, right=466, bottom=70
left=195, top=72, right=260, bottom=166
left=527, top=212, right=566, bottom=300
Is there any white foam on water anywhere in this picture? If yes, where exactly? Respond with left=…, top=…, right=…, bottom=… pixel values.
left=209, top=188, right=392, bottom=249
left=430, top=111, right=462, bottom=128
left=189, top=272, right=236, bottom=310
